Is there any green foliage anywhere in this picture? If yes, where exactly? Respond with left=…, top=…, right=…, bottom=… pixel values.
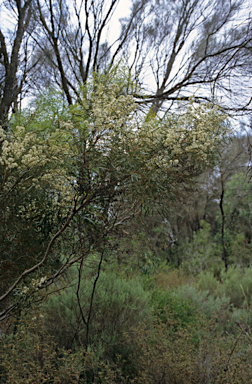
left=3, top=267, right=252, bottom=383
left=150, top=289, right=200, bottom=329
left=1, top=66, right=231, bottom=320
left=107, top=227, right=161, bottom=276
left=197, top=270, right=219, bottom=295
left=172, top=283, right=230, bottom=320
left=0, top=121, right=72, bottom=301
left=122, top=315, right=252, bottom=384
left=169, top=268, right=252, bottom=332
left=0, top=312, right=84, bottom=383
left=180, top=220, right=222, bottom=275
left=0, top=310, right=128, bottom=384
left=217, top=267, right=252, bottom=308
left=43, top=271, right=149, bottom=355
left=223, top=173, right=252, bottom=233
left=153, top=265, right=190, bottom=289
left=1, top=69, right=247, bottom=383
left=213, top=172, right=252, bottom=267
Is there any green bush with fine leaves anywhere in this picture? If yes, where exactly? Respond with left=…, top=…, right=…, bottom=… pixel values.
left=43, top=271, right=150, bottom=356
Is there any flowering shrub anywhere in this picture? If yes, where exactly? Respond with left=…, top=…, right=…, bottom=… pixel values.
left=0, top=73, right=230, bottom=319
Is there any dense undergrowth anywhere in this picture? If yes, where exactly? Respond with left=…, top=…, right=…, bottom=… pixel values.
left=1, top=265, right=252, bottom=383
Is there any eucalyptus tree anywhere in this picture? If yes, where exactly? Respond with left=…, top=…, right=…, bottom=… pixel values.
left=1, top=0, right=251, bottom=121
left=32, top=0, right=145, bottom=104
left=37, top=0, right=252, bottom=114
left=0, top=0, right=37, bottom=125
left=128, top=0, right=252, bottom=114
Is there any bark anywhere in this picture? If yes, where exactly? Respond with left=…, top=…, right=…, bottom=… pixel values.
left=0, top=0, right=33, bottom=125
left=220, top=175, right=228, bottom=272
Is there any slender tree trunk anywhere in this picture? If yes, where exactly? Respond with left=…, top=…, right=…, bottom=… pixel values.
left=220, top=175, right=228, bottom=271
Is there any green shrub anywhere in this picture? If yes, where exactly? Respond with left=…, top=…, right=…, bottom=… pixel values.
left=154, top=265, right=190, bottom=289
left=2, top=305, right=252, bottom=383
left=197, top=270, right=220, bottom=295
left=150, top=289, right=200, bottom=329
left=180, top=221, right=222, bottom=275
left=0, top=311, right=129, bottom=384
left=171, top=284, right=230, bottom=320
left=0, top=312, right=84, bottom=383
left=240, top=268, right=252, bottom=307
left=216, top=267, right=244, bottom=308
left=169, top=269, right=252, bottom=333
left=122, top=313, right=252, bottom=384
left=215, top=267, right=252, bottom=309
left=43, top=271, right=150, bottom=356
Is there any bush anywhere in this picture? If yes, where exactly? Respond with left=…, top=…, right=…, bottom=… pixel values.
left=122, top=313, right=252, bottom=384
left=150, top=288, right=200, bottom=330
left=215, top=267, right=252, bottom=309
left=0, top=312, right=84, bottom=383
left=43, top=271, right=150, bottom=356
left=197, top=270, right=220, bottom=295
left=0, top=310, right=129, bottom=384
left=2, top=305, right=252, bottom=383
left=154, top=266, right=190, bottom=289
left=171, top=284, right=230, bottom=320
left=180, top=221, right=222, bottom=275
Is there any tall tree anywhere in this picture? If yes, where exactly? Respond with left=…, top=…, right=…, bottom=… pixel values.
left=32, top=0, right=145, bottom=104
left=128, top=0, right=252, bottom=114
left=0, top=0, right=36, bottom=125
left=30, top=0, right=252, bottom=115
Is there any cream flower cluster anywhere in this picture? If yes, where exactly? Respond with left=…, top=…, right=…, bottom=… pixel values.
left=0, top=126, right=48, bottom=169
left=0, top=125, right=74, bottom=170
left=21, top=276, right=47, bottom=295
left=0, top=91, right=228, bottom=221
left=87, top=84, right=136, bottom=134
left=0, top=125, right=75, bottom=211
left=76, top=88, right=228, bottom=176
left=175, top=102, right=227, bottom=159
left=138, top=101, right=228, bottom=169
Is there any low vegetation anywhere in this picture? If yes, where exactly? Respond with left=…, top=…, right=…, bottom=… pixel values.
left=2, top=263, right=252, bottom=383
